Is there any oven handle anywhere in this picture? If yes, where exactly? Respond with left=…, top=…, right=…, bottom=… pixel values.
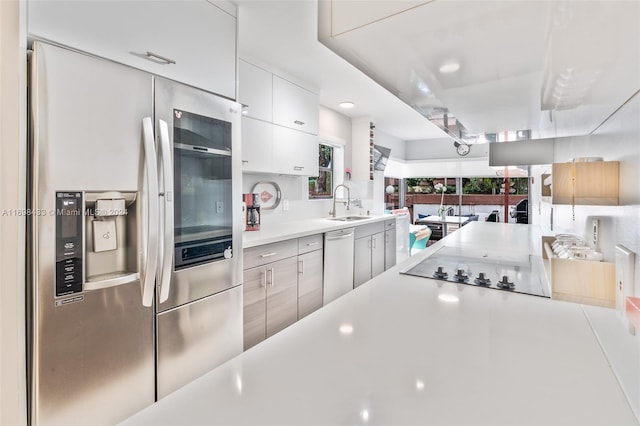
left=141, top=117, right=159, bottom=307
left=158, top=119, right=174, bottom=304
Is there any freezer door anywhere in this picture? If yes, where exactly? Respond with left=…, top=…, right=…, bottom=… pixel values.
left=156, top=285, right=243, bottom=398
left=29, top=42, right=155, bottom=425
left=155, top=78, right=243, bottom=312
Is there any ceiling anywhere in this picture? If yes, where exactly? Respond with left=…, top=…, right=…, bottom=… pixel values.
left=234, top=0, right=640, bottom=143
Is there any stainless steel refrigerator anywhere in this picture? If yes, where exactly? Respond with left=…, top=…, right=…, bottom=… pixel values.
left=28, top=41, right=243, bottom=425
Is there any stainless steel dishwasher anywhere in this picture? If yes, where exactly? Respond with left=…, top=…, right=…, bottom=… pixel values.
left=323, top=228, right=355, bottom=304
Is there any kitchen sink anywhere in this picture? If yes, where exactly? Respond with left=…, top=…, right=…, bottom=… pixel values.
left=328, top=216, right=371, bottom=222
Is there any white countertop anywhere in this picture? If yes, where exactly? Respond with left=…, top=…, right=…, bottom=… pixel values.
left=416, top=214, right=471, bottom=225
left=123, top=222, right=638, bottom=425
left=242, top=215, right=393, bottom=248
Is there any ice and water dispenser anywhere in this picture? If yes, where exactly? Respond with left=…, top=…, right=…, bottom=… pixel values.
left=55, top=191, right=139, bottom=297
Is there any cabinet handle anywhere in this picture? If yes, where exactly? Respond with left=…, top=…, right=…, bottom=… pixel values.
left=293, top=166, right=304, bottom=171
left=261, top=270, right=267, bottom=288
left=269, top=268, right=275, bottom=287
left=298, top=259, right=304, bottom=275
left=385, top=233, right=389, bottom=244
left=293, top=120, right=305, bottom=126
left=306, top=242, right=319, bottom=246
left=368, top=239, right=371, bottom=249
left=373, top=238, right=377, bottom=249
left=145, top=51, right=176, bottom=65
left=242, top=160, right=249, bottom=164
left=260, top=252, right=277, bottom=258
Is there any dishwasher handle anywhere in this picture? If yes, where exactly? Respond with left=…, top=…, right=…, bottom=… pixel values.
left=325, top=228, right=355, bottom=241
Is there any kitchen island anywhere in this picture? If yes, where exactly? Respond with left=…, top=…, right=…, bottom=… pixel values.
left=122, top=222, right=638, bottom=425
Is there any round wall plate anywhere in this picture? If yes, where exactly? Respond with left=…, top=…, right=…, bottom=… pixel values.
left=251, top=181, right=282, bottom=210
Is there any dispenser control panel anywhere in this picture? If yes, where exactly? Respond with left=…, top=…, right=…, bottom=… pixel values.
left=55, top=192, right=83, bottom=297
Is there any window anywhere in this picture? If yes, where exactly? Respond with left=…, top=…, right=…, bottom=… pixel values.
left=309, top=144, right=333, bottom=199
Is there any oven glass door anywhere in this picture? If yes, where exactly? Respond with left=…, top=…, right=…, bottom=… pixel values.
left=173, top=109, right=233, bottom=269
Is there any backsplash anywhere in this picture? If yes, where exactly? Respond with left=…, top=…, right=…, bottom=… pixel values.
left=241, top=173, right=377, bottom=226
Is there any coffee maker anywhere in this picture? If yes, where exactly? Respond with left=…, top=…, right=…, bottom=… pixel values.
left=243, top=193, right=260, bottom=231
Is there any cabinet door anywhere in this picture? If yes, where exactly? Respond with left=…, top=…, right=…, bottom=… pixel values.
left=28, top=1, right=236, bottom=98
left=241, top=117, right=273, bottom=173
left=298, top=250, right=324, bottom=319
left=266, top=257, right=299, bottom=338
left=272, top=125, right=319, bottom=176
left=384, top=228, right=396, bottom=270
left=371, top=232, right=386, bottom=278
left=354, top=237, right=372, bottom=288
left=272, top=75, right=319, bottom=135
left=243, top=266, right=267, bottom=350
left=238, top=60, right=272, bottom=122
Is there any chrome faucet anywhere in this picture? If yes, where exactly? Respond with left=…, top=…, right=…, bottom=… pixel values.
left=329, top=184, right=350, bottom=218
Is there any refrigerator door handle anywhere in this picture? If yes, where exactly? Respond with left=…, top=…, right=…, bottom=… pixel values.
left=158, top=119, right=174, bottom=303
left=141, top=116, right=159, bottom=307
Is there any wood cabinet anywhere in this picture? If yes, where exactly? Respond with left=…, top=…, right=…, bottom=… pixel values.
left=28, top=0, right=237, bottom=99
left=542, top=237, right=615, bottom=308
left=243, top=257, right=298, bottom=350
left=552, top=161, right=619, bottom=205
left=238, top=59, right=319, bottom=175
left=243, top=233, right=324, bottom=349
left=297, top=234, right=324, bottom=319
left=272, top=76, right=319, bottom=135
left=243, top=239, right=299, bottom=350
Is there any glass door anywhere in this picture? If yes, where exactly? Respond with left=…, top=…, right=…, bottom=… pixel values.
left=173, top=109, right=233, bottom=269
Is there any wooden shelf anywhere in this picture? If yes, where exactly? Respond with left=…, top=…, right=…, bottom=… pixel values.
left=542, top=236, right=615, bottom=308
left=552, top=161, right=619, bottom=205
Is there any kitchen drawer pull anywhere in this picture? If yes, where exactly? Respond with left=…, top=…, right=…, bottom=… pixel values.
left=306, top=242, right=319, bottom=246
left=242, top=160, right=249, bottom=164
left=294, top=120, right=305, bottom=126
left=260, top=252, right=277, bottom=258
left=293, top=166, right=304, bottom=171
left=269, top=268, right=275, bottom=287
left=298, top=259, right=304, bottom=275
left=261, top=271, right=267, bottom=288
left=145, top=51, right=176, bottom=65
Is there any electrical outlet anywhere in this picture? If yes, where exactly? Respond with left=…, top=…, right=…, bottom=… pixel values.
left=615, top=244, right=635, bottom=315
left=216, top=201, right=223, bottom=213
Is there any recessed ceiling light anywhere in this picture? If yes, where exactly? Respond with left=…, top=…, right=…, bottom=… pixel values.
left=339, top=102, right=355, bottom=109
left=439, top=61, right=460, bottom=74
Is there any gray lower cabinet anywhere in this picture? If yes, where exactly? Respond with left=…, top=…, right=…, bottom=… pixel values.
left=354, top=219, right=396, bottom=287
left=355, top=232, right=385, bottom=287
left=384, top=220, right=397, bottom=270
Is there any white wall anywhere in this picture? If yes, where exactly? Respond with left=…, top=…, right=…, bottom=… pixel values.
left=530, top=93, right=640, bottom=418
left=0, top=1, right=28, bottom=424
left=374, top=127, right=405, bottom=160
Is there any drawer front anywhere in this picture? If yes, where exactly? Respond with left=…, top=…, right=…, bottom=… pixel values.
left=298, top=233, right=323, bottom=254
left=384, top=219, right=396, bottom=230
left=354, top=222, right=385, bottom=239
left=243, top=239, right=298, bottom=270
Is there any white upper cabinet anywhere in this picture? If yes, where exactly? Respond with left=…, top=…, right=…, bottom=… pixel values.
left=28, top=0, right=237, bottom=99
left=272, top=76, right=319, bottom=135
left=238, top=60, right=272, bottom=122
left=241, top=117, right=273, bottom=173
left=272, top=126, right=319, bottom=176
